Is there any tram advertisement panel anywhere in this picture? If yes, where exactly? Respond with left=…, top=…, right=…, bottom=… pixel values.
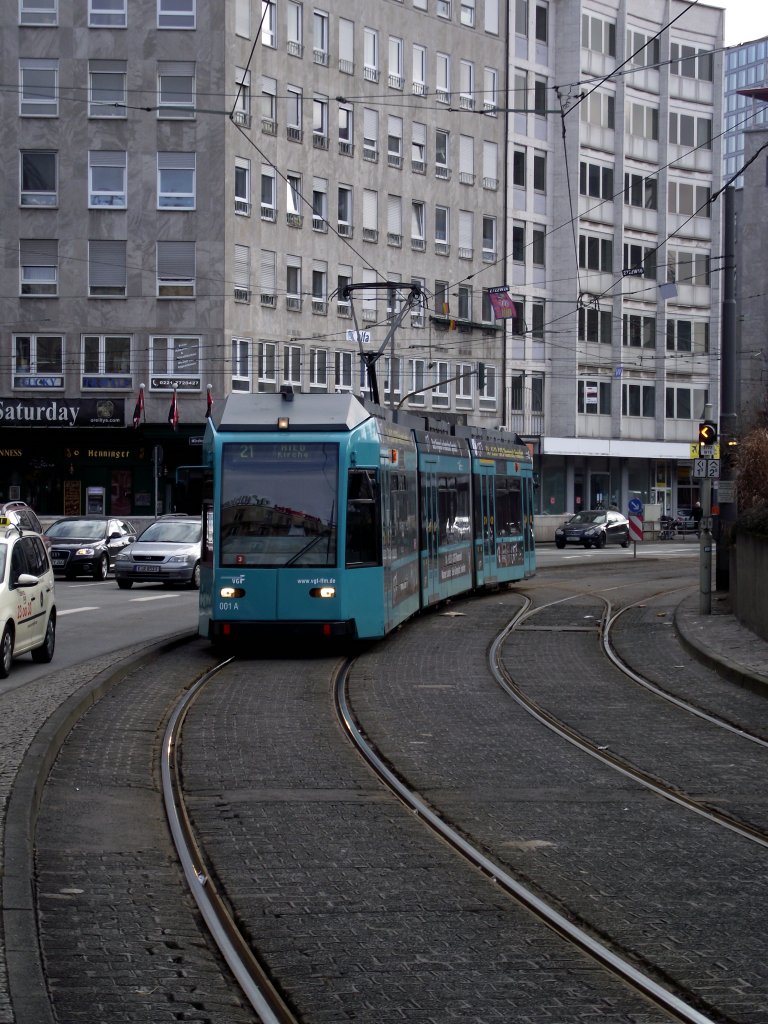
left=439, top=548, right=471, bottom=583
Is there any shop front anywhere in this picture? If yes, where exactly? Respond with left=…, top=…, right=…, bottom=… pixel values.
left=0, top=396, right=205, bottom=517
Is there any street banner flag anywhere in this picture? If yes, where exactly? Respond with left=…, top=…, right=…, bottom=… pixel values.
left=168, top=389, right=179, bottom=430
left=442, top=300, right=456, bottom=330
left=488, top=289, right=517, bottom=319
left=132, top=384, right=145, bottom=429
left=206, top=385, right=213, bottom=418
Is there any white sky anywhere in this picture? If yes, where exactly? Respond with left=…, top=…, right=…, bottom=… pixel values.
left=715, top=0, right=768, bottom=46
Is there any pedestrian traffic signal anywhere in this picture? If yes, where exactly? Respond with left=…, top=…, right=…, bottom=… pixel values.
left=698, top=420, right=717, bottom=446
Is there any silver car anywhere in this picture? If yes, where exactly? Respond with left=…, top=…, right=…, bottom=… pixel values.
left=114, top=516, right=202, bottom=589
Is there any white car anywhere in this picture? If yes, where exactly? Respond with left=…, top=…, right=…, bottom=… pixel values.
left=0, top=515, right=56, bottom=677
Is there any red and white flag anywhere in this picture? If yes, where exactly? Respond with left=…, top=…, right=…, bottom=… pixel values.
left=168, top=388, right=179, bottom=430
left=132, top=384, right=145, bottom=429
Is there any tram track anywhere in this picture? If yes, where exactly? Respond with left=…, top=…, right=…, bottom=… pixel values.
left=493, top=585, right=768, bottom=847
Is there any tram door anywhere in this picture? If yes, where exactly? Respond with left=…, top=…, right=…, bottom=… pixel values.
left=475, top=468, right=497, bottom=586
left=421, top=471, right=441, bottom=605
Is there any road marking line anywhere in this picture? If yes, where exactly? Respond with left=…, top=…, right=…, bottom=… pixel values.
left=58, top=607, right=99, bottom=616
left=130, top=595, right=180, bottom=602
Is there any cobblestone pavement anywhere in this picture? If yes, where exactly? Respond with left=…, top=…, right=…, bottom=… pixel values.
left=1, top=556, right=766, bottom=1024
left=181, top=644, right=668, bottom=1022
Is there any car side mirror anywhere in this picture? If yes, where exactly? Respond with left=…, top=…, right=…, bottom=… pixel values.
left=16, top=573, right=39, bottom=587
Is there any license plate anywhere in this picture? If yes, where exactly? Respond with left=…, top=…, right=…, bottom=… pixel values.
left=136, top=564, right=161, bottom=573
left=51, top=558, right=66, bottom=566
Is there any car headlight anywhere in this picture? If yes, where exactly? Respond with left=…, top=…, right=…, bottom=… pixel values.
left=115, top=551, right=131, bottom=562
left=168, top=554, right=193, bottom=564
left=584, top=528, right=598, bottom=536
left=555, top=528, right=563, bottom=536
left=75, top=547, right=97, bottom=556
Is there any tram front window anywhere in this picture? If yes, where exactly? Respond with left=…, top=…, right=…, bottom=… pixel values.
left=219, top=442, right=338, bottom=567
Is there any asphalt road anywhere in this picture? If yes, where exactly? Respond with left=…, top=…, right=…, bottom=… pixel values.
left=0, top=576, right=199, bottom=697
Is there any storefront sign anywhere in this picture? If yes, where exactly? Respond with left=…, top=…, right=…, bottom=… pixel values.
left=150, top=377, right=201, bottom=390
left=82, top=376, right=132, bottom=389
left=13, top=376, right=64, bottom=388
left=0, top=397, right=125, bottom=427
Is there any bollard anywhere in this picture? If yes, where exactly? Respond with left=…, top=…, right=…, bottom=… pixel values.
left=699, top=526, right=712, bottom=614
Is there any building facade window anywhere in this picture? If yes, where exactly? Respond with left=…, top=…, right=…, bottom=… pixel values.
left=622, top=382, right=655, bottom=417
left=578, top=233, right=613, bottom=271
left=19, top=239, right=57, bottom=296
left=13, top=334, right=64, bottom=388
left=578, top=379, right=611, bottom=414
left=232, top=338, right=251, bottom=391
left=20, top=0, right=58, bottom=25
left=582, top=14, right=616, bottom=55
left=624, top=172, right=657, bottom=209
left=578, top=305, right=612, bottom=343
left=158, top=0, right=195, bottom=29
left=82, top=334, right=131, bottom=384
left=88, top=240, right=127, bottom=297
left=89, top=60, right=127, bottom=117
left=21, top=151, right=57, bottom=206
left=150, top=335, right=200, bottom=382
left=19, top=59, right=58, bottom=116
left=622, top=313, right=656, bottom=348
left=156, top=241, right=195, bottom=297
left=157, top=61, right=195, bottom=118
left=580, top=160, right=614, bottom=199
left=157, top=152, right=195, bottom=208
left=89, top=0, right=127, bottom=27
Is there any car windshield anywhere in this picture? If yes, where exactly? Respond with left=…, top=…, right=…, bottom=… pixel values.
left=569, top=511, right=606, bottom=525
left=46, top=519, right=107, bottom=541
left=139, top=521, right=201, bottom=543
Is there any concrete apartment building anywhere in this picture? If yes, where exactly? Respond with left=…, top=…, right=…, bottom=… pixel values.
left=1, top=0, right=724, bottom=518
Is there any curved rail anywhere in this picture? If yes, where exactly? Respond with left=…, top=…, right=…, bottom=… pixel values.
left=495, top=592, right=768, bottom=849
left=161, top=659, right=299, bottom=1024
left=334, top=631, right=716, bottom=1024
left=603, top=596, right=768, bottom=749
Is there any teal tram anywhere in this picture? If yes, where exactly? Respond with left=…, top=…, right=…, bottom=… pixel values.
left=198, top=390, right=535, bottom=644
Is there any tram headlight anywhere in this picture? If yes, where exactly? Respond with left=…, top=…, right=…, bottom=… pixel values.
left=310, top=586, right=336, bottom=599
left=220, top=586, right=245, bottom=598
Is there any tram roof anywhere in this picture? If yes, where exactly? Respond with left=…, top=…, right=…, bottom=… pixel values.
left=215, top=391, right=372, bottom=432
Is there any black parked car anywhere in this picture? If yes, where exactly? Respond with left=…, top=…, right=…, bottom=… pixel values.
left=554, top=510, right=630, bottom=549
left=44, top=516, right=136, bottom=580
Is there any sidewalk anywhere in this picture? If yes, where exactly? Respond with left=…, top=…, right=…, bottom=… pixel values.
left=675, top=592, right=768, bottom=692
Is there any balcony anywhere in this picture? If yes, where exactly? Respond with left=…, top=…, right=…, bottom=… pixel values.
left=232, top=110, right=251, bottom=127
left=412, top=82, right=426, bottom=96
left=313, top=49, right=329, bottom=66
left=435, top=165, right=451, bottom=180
left=411, top=237, right=426, bottom=252
left=312, top=299, right=328, bottom=315
left=434, top=241, right=450, bottom=256
left=363, top=146, right=378, bottom=162
left=338, top=58, right=354, bottom=74
left=286, top=213, right=303, bottom=228
left=312, top=132, right=329, bottom=150
left=312, top=216, right=328, bottom=232
left=436, top=88, right=450, bottom=104
left=337, top=222, right=353, bottom=237
left=387, top=232, right=402, bottom=247
left=234, top=199, right=251, bottom=215
left=338, top=140, right=354, bottom=156
left=286, top=126, right=303, bottom=143
left=337, top=301, right=352, bottom=317
left=459, top=94, right=475, bottom=110
left=261, top=118, right=277, bottom=135
left=411, top=159, right=425, bottom=175
left=458, top=246, right=473, bottom=260
left=388, top=74, right=404, bottom=90
left=362, top=227, right=379, bottom=242
left=482, top=176, right=498, bottom=190
left=287, top=40, right=303, bottom=57
left=260, top=205, right=276, bottom=221
left=363, top=65, right=379, bottom=83
left=234, top=287, right=250, bottom=303
left=286, top=296, right=302, bottom=311
left=459, top=171, right=475, bottom=185
left=387, top=153, right=403, bottom=169
left=260, top=293, right=276, bottom=307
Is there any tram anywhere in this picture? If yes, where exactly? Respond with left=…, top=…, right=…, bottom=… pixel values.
left=198, top=390, right=535, bottom=644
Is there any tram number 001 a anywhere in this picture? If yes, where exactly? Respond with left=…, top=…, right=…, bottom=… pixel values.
left=219, top=600, right=239, bottom=610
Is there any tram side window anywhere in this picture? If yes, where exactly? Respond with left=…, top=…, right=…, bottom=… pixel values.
left=388, top=471, right=417, bottom=561
left=441, top=474, right=471, bottom=541
left=346, top=468, right=381, bottom=567
left=495, top=475, right=522, bottom=535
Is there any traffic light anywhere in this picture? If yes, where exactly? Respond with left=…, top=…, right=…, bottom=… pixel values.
left=698, top=420, right=718, bottom=447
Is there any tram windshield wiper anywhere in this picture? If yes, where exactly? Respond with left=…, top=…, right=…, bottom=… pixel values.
left=283, top=529, right=333, bottom=567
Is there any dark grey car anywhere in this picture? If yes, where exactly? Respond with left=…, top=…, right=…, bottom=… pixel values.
left=113, top=516, right=202, bottom=589
left=45, top=517, right=136, bottom=579
left=554, top=510, right=630, bottom=549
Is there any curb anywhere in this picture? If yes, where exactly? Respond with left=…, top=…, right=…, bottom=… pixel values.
left=3, top=631, right=196, bottom=1024
left=674, top=597, right=768, bottom=695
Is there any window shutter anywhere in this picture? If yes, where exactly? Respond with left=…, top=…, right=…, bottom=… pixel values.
left=363, top=107, right=378, bottom=140
left=483, top=141, right=497, bottom=179
left=20, top=239, right=57, bottom=264
left=339, top=19, right=353, bottom=61
left=158, top=152, right=195, bottom=170
left=363, top=189, right=377, bottom=229
left=460, top=135, right=473, bottom=174
left=89, top=150, right=126, bottom=168
left=89, top=240, right=126, bottom=286
left=459, top=211, right=473, bottom=249
left=234, top=244, right=250, bottom=289
left=157, top=240, right=195, bottom=279
left=387, top=195, right=402, bottom=234
left=412, top=122, right=426, bottom=147
left=260, top=250, right=276, bottom=290
left=158, top=61, right=195, bottom=76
